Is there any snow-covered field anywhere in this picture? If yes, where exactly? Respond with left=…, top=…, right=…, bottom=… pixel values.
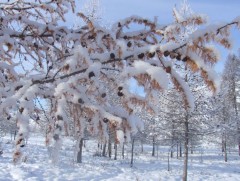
left=0, top=134, right=240, bottom=181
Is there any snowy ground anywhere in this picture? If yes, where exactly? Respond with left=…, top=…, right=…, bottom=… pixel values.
left=0, top=134, right=240, bottom=181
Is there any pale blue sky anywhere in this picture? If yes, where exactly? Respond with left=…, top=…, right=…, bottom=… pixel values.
left=73, top=0, right=240, bottom=73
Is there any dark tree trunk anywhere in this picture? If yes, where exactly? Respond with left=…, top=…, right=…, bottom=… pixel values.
left=77, top=138, right=83, bottom=163
left=222, top=134, right=225, bottom=153
left=180, top=142, right=182, bottom=157
left=130, top=138, right=135, bottom=167
left=152, top=136, right=155, bottom=156
left=108, top=141, right=112, bottom=158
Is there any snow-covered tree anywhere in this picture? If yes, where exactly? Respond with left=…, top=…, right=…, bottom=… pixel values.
left=0, top=1, right=240, bottom=172
left=219, top=54, right=240, bottom=157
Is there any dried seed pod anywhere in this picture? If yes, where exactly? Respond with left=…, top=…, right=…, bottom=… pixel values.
left=138, top=53, right=144, bottom=59
left=148, top=52, right=155, bottom=58
left=101, top=93, right=106, bottom=98
left=163, top=51, right=170, bottom=57
left=176, top=54, right=181, bottom=60
left=103, top=118, right=109, bottom=123
left=57, top=115, right=63, bottom=120
left=88, top=71, right=95, bottom=78
left=118, top=86, right=123, bottom=91
left=182, top=56, right=188, bottom=62
left=118, top=91, right=124, bottom=97
left=78, top=98, right=84, bottom=104
left=127, top=41, right=132, bottom=47
left=166, top=66, right=171, bottom=73
left=110, top=53, right=115, bottom=59
left=19, top=107, right=24, bottom=113
left=64, top=64, right=69, bottom=71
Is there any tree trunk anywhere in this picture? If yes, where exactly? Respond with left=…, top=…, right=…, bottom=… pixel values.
left=191, top=141, right=193, bottom=154
left=122, top=144, right=125, bottom=159
left=77, top=138, right=83, bottom=163
left=180, top=142, right=182, bottom=157
left=224, top=134, right=227, bottom=162
left=177, top=142, right=179, bottom=159
left=222, top=134, right=224, bottom=153
left=183, top=119, right=189, bottom=181
left=114, top=143, right=117, bottom=160
left=130, top=138, right=134, bottom=167
left=122, top=143, right=124, bottom=159
left=152, top=136, right=155, bottom=156
left=171, top=124, right=175, bottom=158
left=108, top=140, right=112, bottom=158
left=102, top=142, right=107, bottom=157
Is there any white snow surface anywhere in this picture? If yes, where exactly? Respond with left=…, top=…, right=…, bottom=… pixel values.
left=0, top=134, right=240, bottom=181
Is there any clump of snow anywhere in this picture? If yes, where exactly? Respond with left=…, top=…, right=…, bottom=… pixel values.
left=146, top=66, right=168, bottom=89
left=123, top=61, right=168, bottom=90
left=116, top=130, right=124, bottom=145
